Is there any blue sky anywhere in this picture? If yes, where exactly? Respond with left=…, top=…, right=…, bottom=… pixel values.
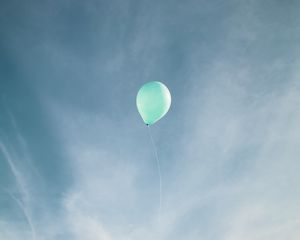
left=1, top=0, right=300, bottom=239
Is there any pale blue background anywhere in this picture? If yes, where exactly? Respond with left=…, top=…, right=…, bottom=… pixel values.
left=1, top=0, right=300, bottom=239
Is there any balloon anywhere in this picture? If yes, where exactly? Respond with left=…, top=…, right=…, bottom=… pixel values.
left=136, top=81, right=171, bottom=125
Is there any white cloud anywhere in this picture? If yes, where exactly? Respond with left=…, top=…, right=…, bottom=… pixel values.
left=2, top=0, right=300, bottom=239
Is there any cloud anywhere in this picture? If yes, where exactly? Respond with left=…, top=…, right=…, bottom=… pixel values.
left=0, top=119, right=36, bottom=240
left=63, top=193, right=112, bottom=240
left=1, top=0, right=300, bottom=239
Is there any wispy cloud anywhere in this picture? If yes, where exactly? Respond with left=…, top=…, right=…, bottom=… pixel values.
left=1, top=0, right=300, bottom=239
left=0, top=134, right=36, bottom=239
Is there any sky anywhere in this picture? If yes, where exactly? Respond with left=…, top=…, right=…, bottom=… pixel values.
left=0, top=0, right=300, bottom=239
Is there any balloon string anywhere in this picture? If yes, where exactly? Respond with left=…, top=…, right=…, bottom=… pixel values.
left=147, top=125, right=162, bottom=217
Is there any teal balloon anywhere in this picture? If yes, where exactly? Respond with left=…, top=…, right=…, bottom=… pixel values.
left=136, top=81, right=171, bottom=125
